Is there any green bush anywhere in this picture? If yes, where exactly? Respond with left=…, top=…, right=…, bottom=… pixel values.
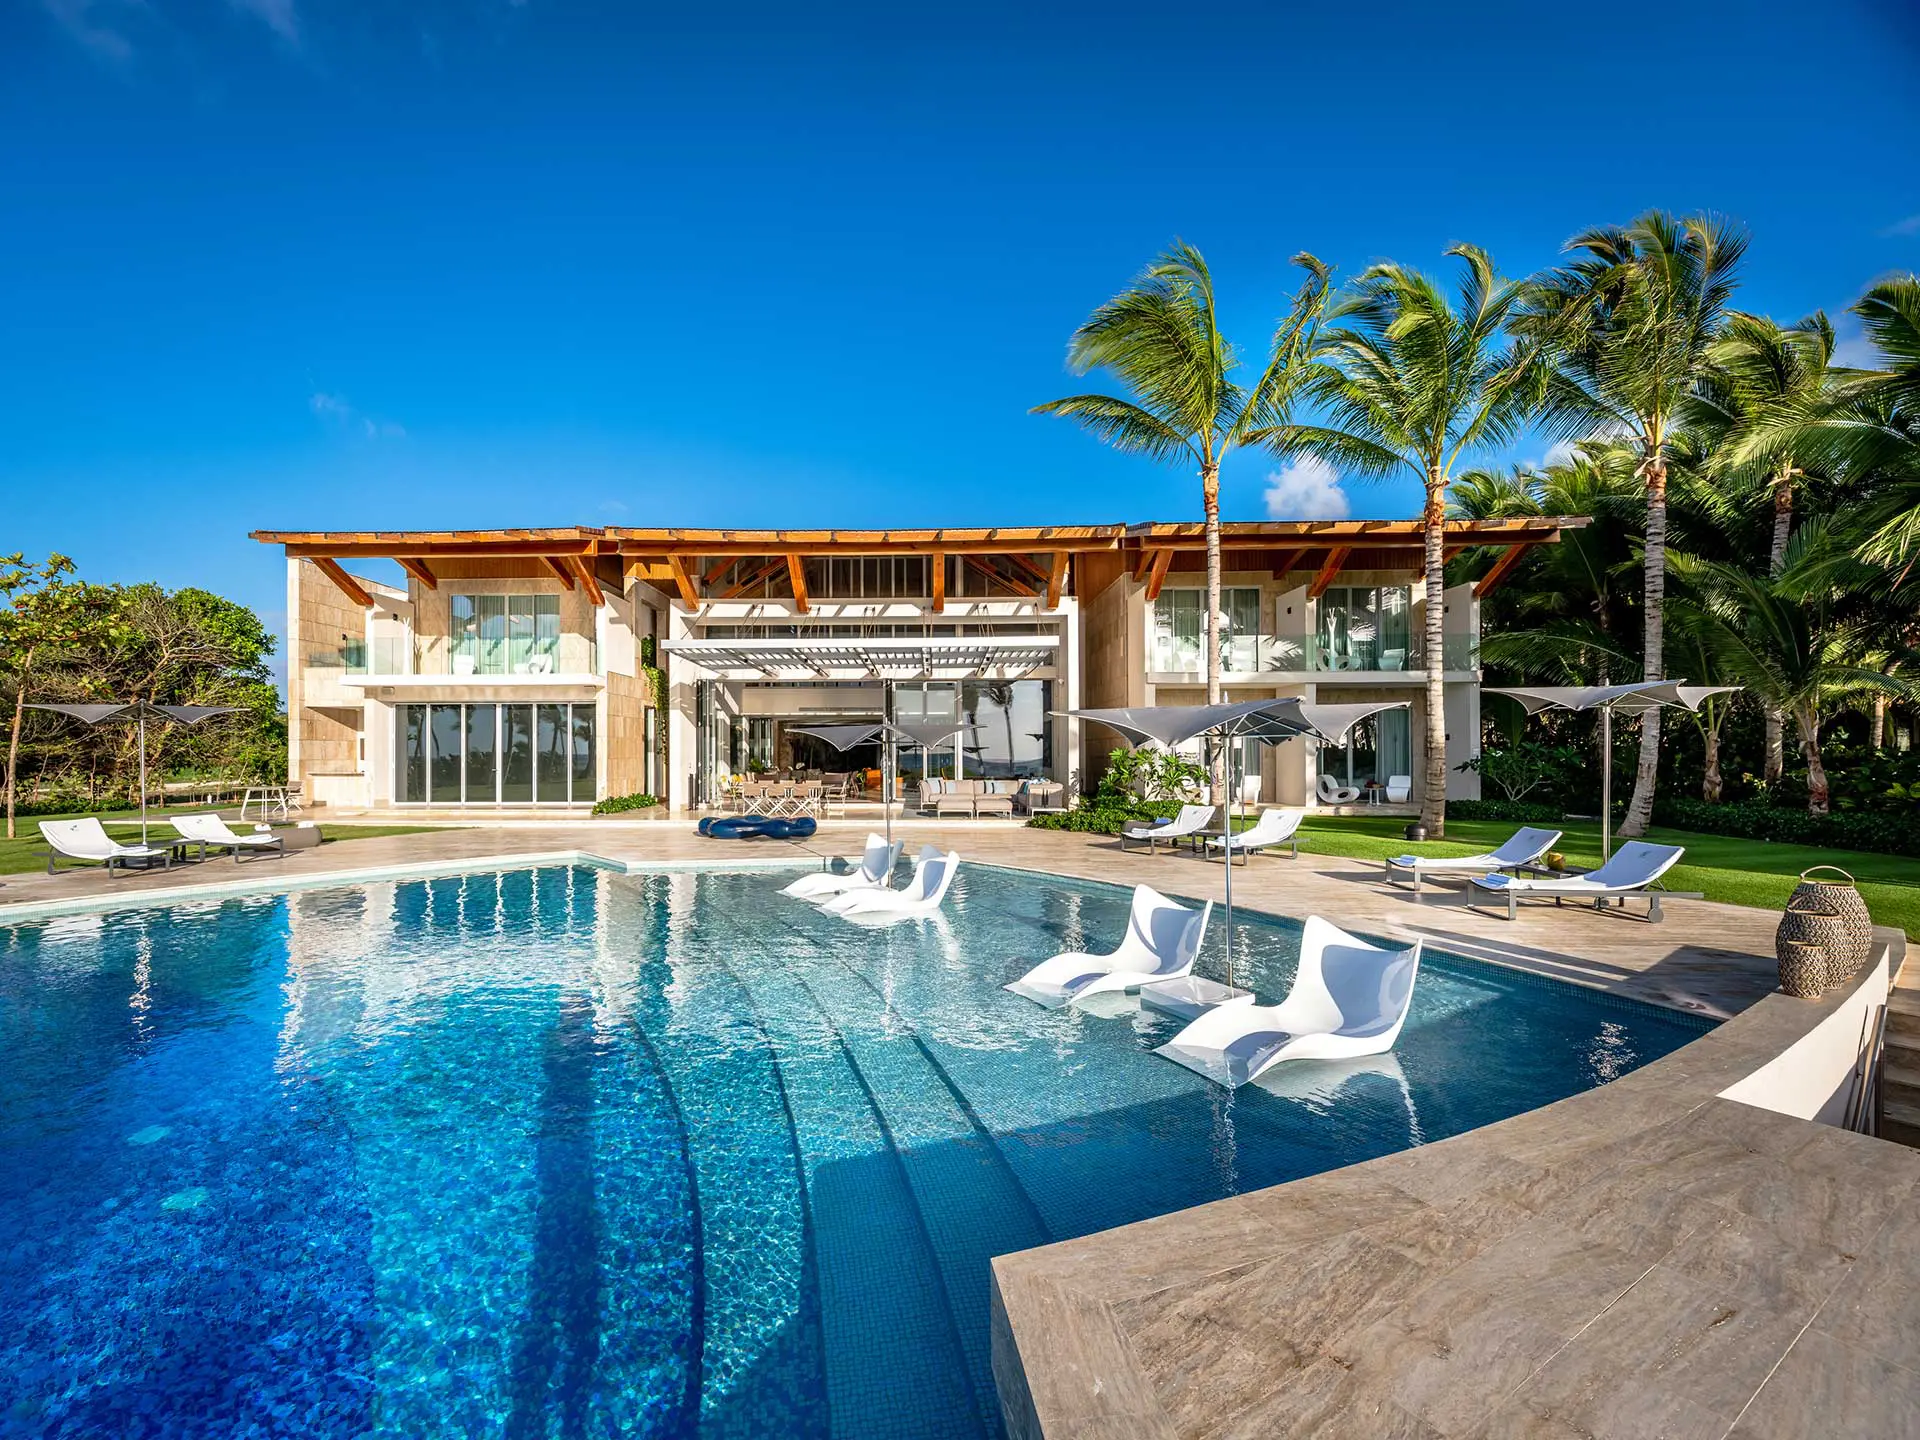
left=1027, top=794, right=1181, bottom=835
left=1652, top=797, right=1920, bottom=860
left=1445, top=798, right=1565, bottom=823
left=592, top=792, right=661, bottom=815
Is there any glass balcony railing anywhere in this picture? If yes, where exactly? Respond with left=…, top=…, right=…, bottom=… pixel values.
left=1307, top=635, right=1479, bottom=672
left=308, top=635, right=600, bottom=678
left=1150, top=634, right=1308, bottom=673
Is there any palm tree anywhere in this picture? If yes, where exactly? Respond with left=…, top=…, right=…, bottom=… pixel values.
left=1692, top=311, right=1843, bottom=780
left=1034, top=245, right=1331, bottom=798
left=1515, top=211, right=1748, bottom=837
left=1252, top=245, right=1540, bottom=837
left=1670, top=527, right=1915, bottom=814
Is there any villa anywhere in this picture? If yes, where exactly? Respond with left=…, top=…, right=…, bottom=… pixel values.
left=253, top=516, right=1577, bottom=813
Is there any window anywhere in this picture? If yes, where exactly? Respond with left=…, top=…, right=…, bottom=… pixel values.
left=1318, top=708, right=1412, bottom=788
left=802, top=556, right=932, bottom=599
left=1316, top=587, right=1412, bottom=671
left=395, top=702, right=596, bottom=804
left=450, top=594, right=563, bottom=675
left=1151, top=588, right=1262, bottom=672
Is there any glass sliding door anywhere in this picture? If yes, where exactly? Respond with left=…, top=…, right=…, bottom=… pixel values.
left=466, top=704, right=498, bottom=803
left=536, top=705, right=569, bottom=799
left=396, top=704, right=428, bottom=802
left=501, top=705, right=535, bottom=802
left=571, top=708, right=596, bottom=801
left=429, top=705, right=464, bottom=803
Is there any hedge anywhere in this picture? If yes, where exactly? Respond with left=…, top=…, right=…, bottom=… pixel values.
left=1442, top=799, right=1565, bottom=823
left=1652, top=797, right=1920, bottom=860
left=1027, top=797, right=1181, bottom=836
left=592, top=792, right=661, bottom=815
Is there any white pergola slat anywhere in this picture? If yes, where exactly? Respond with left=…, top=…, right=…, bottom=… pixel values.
left=661, top=634, right=1060, bottom=679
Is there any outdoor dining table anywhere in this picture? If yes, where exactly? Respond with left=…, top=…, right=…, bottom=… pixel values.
left=240, top=785, right=293, bottom=820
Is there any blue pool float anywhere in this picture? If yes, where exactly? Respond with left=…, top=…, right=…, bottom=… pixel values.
left=701, top=815, right=817, bottom=840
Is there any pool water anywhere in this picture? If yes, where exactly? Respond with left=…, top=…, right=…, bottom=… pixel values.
left=0, top=863, right=1711, bottom=1439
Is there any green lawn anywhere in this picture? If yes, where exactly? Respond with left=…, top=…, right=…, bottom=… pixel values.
left=0, top=806, right=444, bottom=877
left=1292, top=814, right=1920, bottom=940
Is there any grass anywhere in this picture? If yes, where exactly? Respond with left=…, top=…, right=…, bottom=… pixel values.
left=0, top=805, right=445, bottom=877
left=1291, top=813, right=1920, bottom=940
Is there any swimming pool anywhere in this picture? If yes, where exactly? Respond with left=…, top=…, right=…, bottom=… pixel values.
left=0, top=862, right=1712, bottom=1439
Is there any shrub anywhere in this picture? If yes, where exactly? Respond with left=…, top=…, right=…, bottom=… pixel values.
left=1100, top=747, right=1208, bottom=801
left=1652, top=796, right=1920, bottom=860
left=1027, top=794, right=1180, bottom=835
left=1445, top=798, right=1565, bottom=823
left=592, top=792, right=660, bottom=815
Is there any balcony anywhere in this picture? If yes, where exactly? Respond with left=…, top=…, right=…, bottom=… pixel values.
left=311, top=633, right=602, bottom=687
left=1146, top=633, right=1478, bottom=677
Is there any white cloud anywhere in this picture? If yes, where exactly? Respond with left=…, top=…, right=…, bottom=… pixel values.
left=310, top=390, right=404, bottom=440
left=1879, top=214, right=1920, bottom=239
left=228, top=0, right=298, bottom=43
left=1263, top=456, right=1349, bottom=520
left=38, top=0, right=135, bottom=61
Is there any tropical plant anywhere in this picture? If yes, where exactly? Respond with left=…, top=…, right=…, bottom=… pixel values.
left=1515, top=210, right=1749, bottom=836
left=1669, top=527, right=1915, bottom=814
left=1253, top=244, right=1541, bottom=836
left=1692, top=311, right=1845, bottom=779
left=1034, top=244, right=1331, bottom=798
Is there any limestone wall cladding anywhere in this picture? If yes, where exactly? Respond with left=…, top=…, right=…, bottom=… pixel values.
left=291, top=560, right=378, bottom=794
left=605, top=669, right=649, bottom=798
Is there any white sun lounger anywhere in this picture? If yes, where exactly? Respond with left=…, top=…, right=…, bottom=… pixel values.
left=1202, top=807, right=1304, bottom=864
left=1156, top=916, right=1423, bottom=1088
left=38, top=817, right=174, bottom=875
left=1384, top=826, right=1562, bottom=893
left=780, top=833, right=902, bottom=901
left=170, top=813, right=287, bottom=863
left=1004, top=885, right=1213, bottom=1009
left=1469, top=841, right=1692, bottom=922
left=826, top=849, right=961, bottom=917
left=1120, top=804, right=1215, bottom=855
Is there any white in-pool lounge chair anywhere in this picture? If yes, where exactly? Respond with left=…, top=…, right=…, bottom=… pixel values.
left=38, top=818, right=174, bottom=875
left=1004, top=885, right=1213, bottom=1008
left=1156, top=916, right=1423, bottom=1088
left=1468, top=840, right=1693, bottom=922
left=170, top=813, right=287, bottom=863
left=780, top=833, right=902, bottom=901
left=1317, top=774, right=1361, bottom=806
left=1384, top=826, right=1563, bottom=893
left=1120, top=804, right=1215, bottom=855
left=1202, top=807, right=1304, bottom=864
left=826, top=850, right=961, bottom=917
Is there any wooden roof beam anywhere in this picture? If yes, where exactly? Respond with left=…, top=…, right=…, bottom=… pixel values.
left=285, top=539, right=602, bottom=559
left=1143, top=549, right=1174, bottom=602
left=786, top=554, right=810, bottom=615
left=666, top=554, right=700, bottom=610
left=721, top=558, right=786, bottom=600
left=1045, top=552, right=1068, bottom=610
left=1308, top=546, right=1354, bottom=599
left=1131, top=549, right=1154, bottom=581
left=397, top=557, right=438, bottom=590
left=1473, top=543, right=1530, bottom=598
left=312, top=557, right=373, bottom=609
left=931, top=551, right=945, bottom=614
left=964, top=554, right=1036, bottom=597
left=700, top=556, right=736, bottom=587
left=543, top=557, right=577, bottom=590
left=570, top=556, right=605, bottom=607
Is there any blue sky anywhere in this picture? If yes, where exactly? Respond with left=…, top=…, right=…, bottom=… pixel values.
left=4, top=0, right=1917, bottom=685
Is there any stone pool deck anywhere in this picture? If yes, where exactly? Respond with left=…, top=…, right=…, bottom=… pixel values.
left=0, top=819, right=1785, bottom=1019
left=5, top=820, right=1913, bottom=1437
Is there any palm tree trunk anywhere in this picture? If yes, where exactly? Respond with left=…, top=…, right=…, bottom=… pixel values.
left=1202, top=459, right=1225, bottom=804
left=1762, top=471, right=1792, bottom=783
left=5, top=647, right=32, bottom=841
left=1620, top=459, right=1667, bottom=837
left=1871, top=694, right=1886, bottom=751
left=1421, top=472, right=1447, bottom=838
left=1796, top=705, right=1828, bottom=816
left=1701, top=719, right=1722, bottom=803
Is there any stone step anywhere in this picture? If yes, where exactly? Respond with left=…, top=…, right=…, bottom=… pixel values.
left=1882, top=1056, right=1920, bottom=1109
left=1882, top=1093, right=1920, bottom=1150
left=1886, top=988, right=1920, bottom=1040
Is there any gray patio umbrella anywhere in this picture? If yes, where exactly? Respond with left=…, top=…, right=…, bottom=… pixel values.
left=1482, top=681, right=1739, bottom=861
left=1064, top=697, right=1412, bottom=987
left=28, top=701, right=244, bottom=844
left=787, top=718, right=982, bottom=846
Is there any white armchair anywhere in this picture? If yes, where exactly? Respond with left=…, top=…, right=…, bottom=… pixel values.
left=1385, top=774, right=1412, bottom=803
left=1317, top=773, right=1361, bottom=806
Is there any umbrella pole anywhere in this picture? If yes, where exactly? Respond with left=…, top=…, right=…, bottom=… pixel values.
left=1601, top=706, right=1612, bottom=863
left=138, top=711, right=149, bottom=846
left=1222, top=739, right=1236, bottom=991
